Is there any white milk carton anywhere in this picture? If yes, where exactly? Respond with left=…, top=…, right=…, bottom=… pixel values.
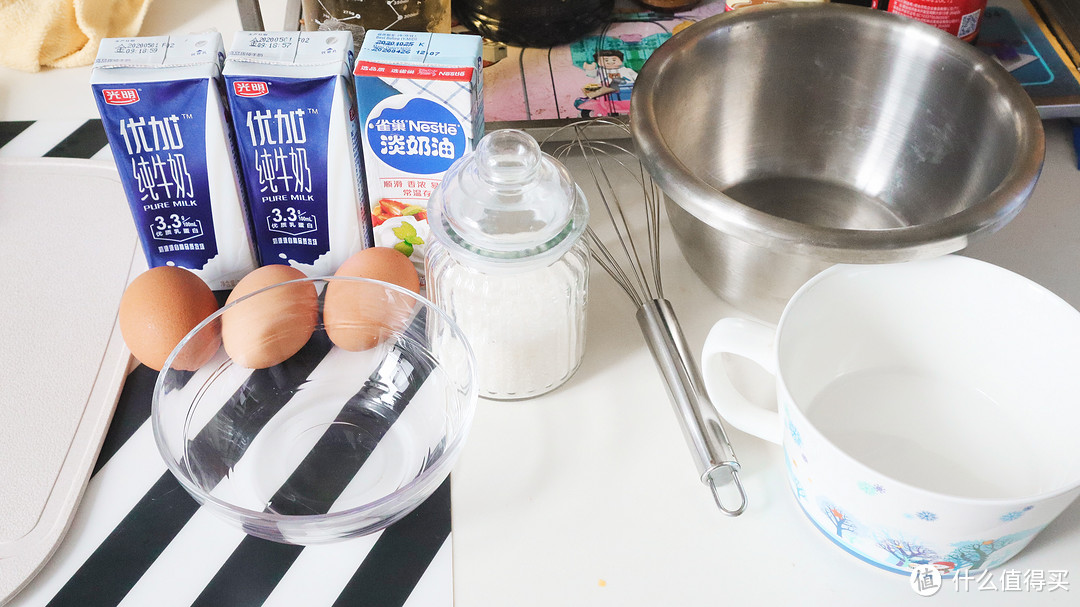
left=224, top=31, right=372, bottom=277
left=353, top=31, right=483, bottom=279
left=91, top=33, right=259, bottom=290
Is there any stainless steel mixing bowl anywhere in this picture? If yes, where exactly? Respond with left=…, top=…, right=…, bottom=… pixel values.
left=631, top=3, right=1045, bottom=321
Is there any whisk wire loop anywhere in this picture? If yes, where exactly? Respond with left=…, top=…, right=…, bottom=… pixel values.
left=551, top=120, right=667, bottom=303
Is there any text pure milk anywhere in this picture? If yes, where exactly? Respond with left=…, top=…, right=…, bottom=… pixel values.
left=224, top=31, right=372, bottom=277
left=91, top=34, right=258, bottom=290
left=353, top=31, right=483, bottom=280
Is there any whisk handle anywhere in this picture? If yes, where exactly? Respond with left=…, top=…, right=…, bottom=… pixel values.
left=637, top=299, right=747, bottom=516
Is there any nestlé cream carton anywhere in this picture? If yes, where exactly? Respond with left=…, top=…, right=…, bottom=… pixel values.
left=353, top=31, right=483, bottom=278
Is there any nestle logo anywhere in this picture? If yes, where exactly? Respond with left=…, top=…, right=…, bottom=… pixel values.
left=102, top=89, right=139, bottom=105
left=233, top=81, right=269, bottom=97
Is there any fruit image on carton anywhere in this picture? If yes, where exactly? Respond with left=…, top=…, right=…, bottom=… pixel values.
left=353, top=30, right=484, bottom=281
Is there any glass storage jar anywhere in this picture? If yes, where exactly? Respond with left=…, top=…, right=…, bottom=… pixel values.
left=425, top=129, right=589, bottom=400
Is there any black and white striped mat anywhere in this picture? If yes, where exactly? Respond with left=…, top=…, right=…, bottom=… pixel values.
left=2, top=120, right=454, bottom=607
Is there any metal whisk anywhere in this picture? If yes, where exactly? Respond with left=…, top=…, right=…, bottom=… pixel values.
left=548, top=119, right=747, bottom=516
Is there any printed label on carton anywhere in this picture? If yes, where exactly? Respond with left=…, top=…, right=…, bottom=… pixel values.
left=91, top=33, right=259, bottom=290
left=101, top=88, right=140, bottom=105
left=366, top=97, right=466, bottom=175
left=96, top=79, right=220, bottom=270
left=226, top=76, right=335, bottom=266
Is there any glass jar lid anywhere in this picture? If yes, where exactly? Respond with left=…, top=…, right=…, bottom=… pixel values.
left=427, top=129, right=588, bottom=270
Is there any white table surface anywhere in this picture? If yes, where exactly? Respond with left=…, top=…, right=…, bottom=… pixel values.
left=3, top=1, right=1080, bottom=605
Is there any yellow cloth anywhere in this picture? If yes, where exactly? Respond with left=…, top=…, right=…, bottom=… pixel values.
left=0, top=0, right=152, bottom=72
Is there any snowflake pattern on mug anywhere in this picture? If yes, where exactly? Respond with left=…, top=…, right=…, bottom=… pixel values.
left=792, top=475, right=806, bottom=500
left=1000, top=506, right=1035, bottom=522
left=786, top=417, right=802, bottom=446
left=858, top=481, right=886, bottom=496
left=903, top=510, right=938, bottom=522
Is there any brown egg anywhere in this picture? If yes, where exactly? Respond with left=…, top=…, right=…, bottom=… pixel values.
left=222, top=265, right=318, bottom=369
left=118, top=266, right=220, bottom=371
left=325, top=247, right=420, bottom=351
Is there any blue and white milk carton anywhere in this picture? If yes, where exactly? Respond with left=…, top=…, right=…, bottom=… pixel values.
left=224, top=31, right=372, bottom=277
left=91, top=33, right=259, bottom=290
left=353, top=31, right=483, bottom=279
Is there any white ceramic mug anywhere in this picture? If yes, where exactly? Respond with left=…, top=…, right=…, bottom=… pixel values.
left=701, top=255, right=1080, bottom=575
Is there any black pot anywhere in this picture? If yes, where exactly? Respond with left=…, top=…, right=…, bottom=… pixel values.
left=453, top=0, right=615, bottom=47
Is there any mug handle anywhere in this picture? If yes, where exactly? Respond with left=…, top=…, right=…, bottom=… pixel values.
left=701, top=318, right=782, bottom=444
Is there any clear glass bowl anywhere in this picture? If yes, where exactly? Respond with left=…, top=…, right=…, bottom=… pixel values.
left=152, top=277, right=476, bottom=544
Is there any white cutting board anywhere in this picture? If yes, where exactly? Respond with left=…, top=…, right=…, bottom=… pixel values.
left=0, top=158, right=139, bottom=603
